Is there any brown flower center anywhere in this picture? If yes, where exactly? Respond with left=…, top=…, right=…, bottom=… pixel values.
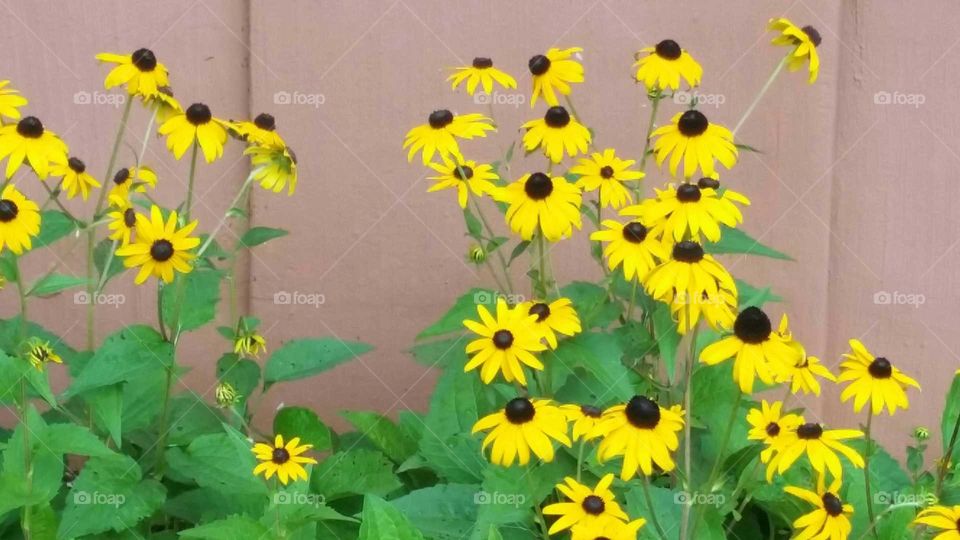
left=655, top=39, right=682, bottom=60
left=504, top=397, right=535, bottom=424
left=734, top=307, right=772, bottom=344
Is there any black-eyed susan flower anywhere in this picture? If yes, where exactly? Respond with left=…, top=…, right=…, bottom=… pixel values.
left=108, top=166, right=157, bottom=205
left=571, top=518, right=646, bottom=540
left=234, top=328, right=267, bottom=358
left=570, top=149, right=644, bottom=209
left=49, top=157, right=100, bottom=201
left=0, top=184, right=41, bottom=255
left=246, top=144, right=298, bottom=195
left=777, top=349, right=837, bottom=397
left=426, top=155, right=497, bottom=208
left=769, top=18, right=822, bottom=84
left=528, top=47, right=584, bottom=107
left=448, top=57, right=517, bottom=95
left=252, top=435, right=317, bottom=485
left=785, top=476, right=853, bottom=539
left=471, top=397, right=571, bottom=466
left=149, top=86, right=183, bottom=124
left=775, top=423, right=864, bottom=481
left=643, top=240, right=738, bottom=334
left=215, top=382, right=241, bottom=408
left=700, top=307, right=802, bottom=393
left=652, top=110, right=737, bottom=179
left=561, top=404, right=604, bottom=442
left=633, top=39, right=703, bottom=92
left=115, top=206, right=199, bottom=284
left=159, top=103, right=231, bottom=163
left=403, top=110, right=495, bottom=165
left=913, top=505, right=960, bottom=538
left=0, top=80, right=28, bottom=120
left=0, top=116, right=69, bottom=179
left=462, top=298, right=546, bottom=385
left=519, top=298, right=581, bottom=349
left=496, top=172, right=582, bottom=242
left=746, top=400, right=803, bottom=467
left=590, top=219, right=668, bottom=282
left=96, top=48, right=170, bottom=98
left=543, top=474, right=629, bottom=534
left=106, top=201, right=138, bottom=245
left=521, top=106, right=591, bottom=164
left=594, top=396, right=684, bottom=479
left=24, top=338, right=62, bottom=372
left=838, top=339, right=920, bottom=416
left=230, top=112, right=286, bottom=149
left=623, top=182, right=750, bottom=246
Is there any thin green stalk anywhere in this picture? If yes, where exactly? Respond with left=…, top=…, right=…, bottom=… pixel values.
left=182, top=143, right=199, bottom=223
left=13, top=257, right=31, bottom=539
left=576, top=440, right=586, bottom=482
left=863, top=410, right=879, bottom=539
left=641, top=475, right=668, bottom=540
left=679, top=317, right=699, bottom=540
left=692, top=390, right=743, bottom=538
left=533, top=505, right=551, bottom=540
left=937, top=406, right=960, bottom=496
left=732, top=54, right=788, bottom=136
left=636, top=91, right=662, bottom=197
left=724, top=458, right=763, bottom=535
left=625, top=279, right=639, bottom=321
left=469, top=197, right=515, bottom=294
left=197, top=171, right=256, bottom=258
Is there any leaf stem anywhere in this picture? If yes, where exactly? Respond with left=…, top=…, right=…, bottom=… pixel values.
left=863, top=409, right=879, bottom=539
left=641, top=475, right=668, bottom=540
left=732, top=54, right=788, bottom=136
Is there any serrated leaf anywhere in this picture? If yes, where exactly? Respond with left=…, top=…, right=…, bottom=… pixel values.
left=263, top=338, right=373, bottom=387
left=161, top=269, right=222, bottom=332
left=274, top=406, right=333, bottom=452
left=358, top=495, right=424, bottom=540
left=312, top=450, right=402, bottom=501
left=180, top=515, right=269, bottom=539
left=342, top=411, right=417, bottom=463
left=27, top=273, right=87, bottom=297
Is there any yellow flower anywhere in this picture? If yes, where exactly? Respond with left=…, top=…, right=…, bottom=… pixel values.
left=518, top=298, right=581, bottom=349
left=913, top=505, right=960, bottom=538
left=561, top=404, right=604, bottom=442
left=403, top=110, right=495, bottom=165
left=234, top=330, right=267, bottom=358
left=472, top=397, right=571, bottom=466
left=571, top=518, right=646, bottom=540
left=774, top=423, right=864, bottom=481
left=838, top=339, right=920, bottom=416
left=24, top=338, right=62, bottom=372
left=448, top=57, right=517, bottom=95
left=633, top=39, right=703, bottom=91
left=108, top=166, right=157, bottom=205
left=0, top=184, right=41, bottom=255
left=158, top=103, right=232, bottom=163
left=785, top=476, right=853, bottom=539
left=426, top=155, right=497, bottom=209
left=622, top=181, right=750, bottom=247
left=252, top=434, right=317, bottom=485
left=463, top=298, right=546, bottom=386
left=96, top=48, right=170, bottom=98
left=230, top=113, right=286, bottom=149
left=495, top=172, right=582, bottom=242
left=147, top=86, right=183, bottom=124
left=0, top=116, right=69, bottom=179
left=522, top=106, right=591, bottom=163
left=570, top=149, right=644, bottom=209
left=246, top=144, right=298, bottom=195
left=745, top=400, right=802, bottom=466
left=49, top=157, right=100, bottom=201
left=0, top=80, right=28, bottom=120
left=106, top=200, right=138, bottom=246
left=769, top=18, right=822, bottom=84
left=115, top=205, right=200, bottom=284
left=528, top=47, right=584, bottom=107
left=215, top=382, right=241, bottom=408
left=590, top=219, right=668, bottom=282
left=543, top=474, right=629, bottom=534
left=594, top=396, right=684, bottom=479
left=652, top=110, right=737, bottom=179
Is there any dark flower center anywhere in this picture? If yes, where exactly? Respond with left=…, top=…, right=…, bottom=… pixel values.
left=528, top=302, right=551, bottom=322
left=676, top=183, right=702, bottom=202
left=765, top=422, right=781, bottom=437
left=802, top=26, right=822, bottom=47
left=581, top=405, right=602, bottom=418
left=822, top=493, right=843, bottom=516
left=797, top=422, right=823, bottom=440
left=68, top=157, right=86, bottom=174
left=150, top=239, right=175, bottom=262
left=16, top=116, right=44, bottom=138
left=528, top=54, right=551, bottom=75
left=504, top=397, right=535, bottom=424
left=655, top=39, right=682, bottom=60
left=113, top=168, right=131, bottom=185
left=472, top=57, right=493, bottom=69
left=185, top=103, right=212, bottom=126
left=428, top=109, right=454, bottom=129
left=492, top=329, right=514, bottom=350
left=677, top=110, right=709, bottom=137
left=453, top=165, right=474, bottom=180
left=253, top=113, right=276, bottom=131
left=524, top=172, right=553, bottom=200
left=544, top=106, right=571, bottom=128
left=733, top=306, right=772, bottom=344
left=123, top=208, right=137, bottom=228
left=599, top=165, right=614, bottom=179
left=625, top=395, right=661, bottom=429
left=622, top=222, right=648, bottom=243
left=868, top=357, right=893, bottom=379
left=672, top=240, right=704, bottom=263
left=131, top=48, right=158, bottom=71
left=581, top=495, right=606, bottom=515
left=271, top=447, right=290, bottom=464
left=0, top=199, right=18, bottom=222
left=698, top=177, right=721, bottom=190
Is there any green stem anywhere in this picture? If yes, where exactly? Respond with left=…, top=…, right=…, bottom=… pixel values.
left=13, top=257, right=31, bottom=539
left=937, top=404, right=960, bottom=496
left=469, top=197, right=514, bottom=293
left=636, top=91, right=662, bottom=197
left=641, top=475, right=668, bottom=540
left=183, top=143, right=199, bottom=223
left=864, top=410, right=879, bottom=539
left=732, top=54, right=788, bottom=136
left=197, top=171, right=256, bottom=258
left=625, top=279, right=639, bottom=321
left=692, top=390, right=743, bottom=538
left=679, top=319, right=699, bottom=540
left=533, top=505, right=550, bottom=540
left=724, top=458, right=763, bottom=535
left=576, top=440, right=586, bottom=482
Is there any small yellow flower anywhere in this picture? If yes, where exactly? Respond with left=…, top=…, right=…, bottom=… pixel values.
left=159, top=103, right=232, bottom=163
left=633, top=39, right=703, bottom=91
left=252, top=435, right=317, bottom=485
left=746, top=400, right=802, bottom=466
left=593, top=396, right=684, bottom=479
left=768, top=18, right=822, bottom=84
left=234, top=330, right=267, bottom=358
left=0, top=116, right=69, bottom=179
left=108, top=166, right=157, bottom=205
left=652, top=110, right=737, bottom=180
left=462, top=298, right=545, bottom=386
left=426, top=155, right=497, bottom=209
left=49, top=157, right=100, bottom=201
left=560, top=404, right=604, bottom=442
left=0, top=184, right=41, bottom=255
left=106, top=200, right=138, bottom=246
left=838, top=339, right=920, bottom=416
left=403, top=110, right=494, bottom=165
left=773, top=423, right=864, bottom=482
left=914, top=504, right=960, bottom=538
left=231, top=113, right=286, bottom=149
left=528, top=47, right=584, bottom=107
left=448, top=57, right=517, bottom=95
left=246, top=144, right=298, bottom=195
left=522, top=106, right=591, bottom=164
left=115, top=205, right=200, bottom=284
left=518, top=298, right=581, bottom=349
left=96, top=48, right=170, bottom=98
left=24, top=338, right=62, bottom=372
left=0, top=80, right=28, bottom=121
left=471, top=397, right=571, bottom=466
left=785, top=476, right=853, bottom=539
left=570, top=149, right=644, bottom=209
left=590, top=219, right=668, bottom=282
left=542, top=474, right=628, bottom=534
left=494, top=172, right=582, bottom=242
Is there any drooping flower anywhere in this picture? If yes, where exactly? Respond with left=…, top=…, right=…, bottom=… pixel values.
left=158, top=103, right=232, bottom=163
left=528, top=47, right=584, bottom=107
left=594, top=396, right=685, bottom=479
left=23, top=338, right=62, bottom=372
left=590, top=219, right=668, bottom=282
left=521, top=106, right=591, bottom=164
left=0, top=184, right=41, bottom=255
left=252, top=434, right=317, bottom=485
left=838, top=339, right=920, bottom=416
left=234, top=329, right=267, bottom=358
left=403, top=110, right=495, bottom=164
left=774, top=422, right=864, bottom=481
left=633, top=39, right=703, bottom=91
left=115, top=205, right=200, bottom=284
left=472, top=397, right=571, bottom=466
left=0, top=116, right=69, bottom=179
left=775, top=341, right=837, bottom=396
left=0, top=80, right=28, bottom=120
left=495, top=172, right=582, bottom=242
left=570, top=149, right=644, bottom=209
left=542, top=474, right=629, bottom=534
left=107, top=166, right=157, bottom=205
left=49, top=157, right=100, bottom=201
left=106, top=200, right=138, bottom=246
left=448, top=57, right=517, bottom=95
left=785, top=476, right=853, bottom=539
left=622, top=181, right=749, bottom=247
left=96, top=48, right=170, bottom=98
left=518, top=298, right=581, bottom=349
left=768, top=18, right=822, bottom=84
left=215, top=382, right=241, bottom=408
left=746, top=400, right=803, bottom=466
left=462, top=298, right=546, bottom=386
left=230, top=112, right=286, bottom=149
left=246, top=144, right=298, bottom=195
left=561, top=404, right=605, bottom=442
left=652, top=110, right=737, bottom=179
left=426, top=155, right=497, bottom=208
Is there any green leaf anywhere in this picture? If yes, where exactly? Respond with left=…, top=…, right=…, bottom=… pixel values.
left=66, top=325, right=173, bottom=396
left=652, top=302, right=681, bottom=383
left=358, top=495, right=425, bottom=540
left=35, top=210, right=77, bottom=248
left=216, top=353, right=260, bottom=408
left=705, top=226, right=792, bottom=260
left=735, top=279, right=781, bottom=308
left=418, top=369, right=492, bottom=483
left=165, top=426, right=268, bottom=496
left=40, top=424, right=114, bottom=458
left=507, top=241, right=529, bottom=266
left=547, top=331, right=634, bottom=402
left=312, top=449, right=402, bottom=501
left=942, top=373, right=960, bottom=459
left=27, top=273, right=88, bottom=297
left=342, top=411, right=417, bottom=463
left=240, top=226, right=289, bottom=248
left=391, top=484, right=478, bottom=539
left=463, top=208, right=483, bottom=239
left=94, top=238, right=126, bottom=284
left=274, top=406, right=333, bottom=452
left=264, top=338, right=373, bottom=388
left=409, top=336, right=469, bottom=369
left=560, top=281, right=621, bottom=329
left=180, top=515, right=270, bottom=539
left=165, top=488, right=267, bottom=525
left=417, top=288, right=496, bottom=340
left=161, top=269, right=222, bottom=332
